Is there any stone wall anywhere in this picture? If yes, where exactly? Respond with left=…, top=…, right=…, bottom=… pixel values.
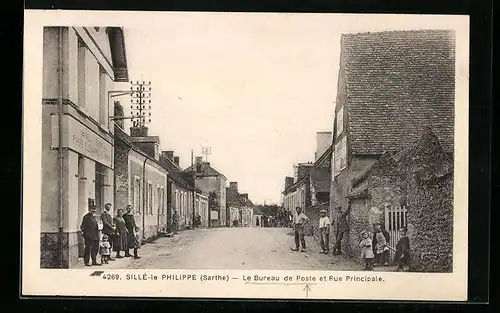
left=406, top=173, right=453, bottom=272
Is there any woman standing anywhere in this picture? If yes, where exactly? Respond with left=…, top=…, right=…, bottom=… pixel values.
left=113, top=208, right=128, bottom=258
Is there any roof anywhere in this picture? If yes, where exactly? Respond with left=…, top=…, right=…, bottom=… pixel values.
left=107, top=27, right=128, bottom=82
left=159, top=157, right=194, bottom=191
left=340, top=30, right=455, bottom=155
left=184, top=162, right=227, bottom=180
left=314, top=145, right=332, bottom=168
left=226, top=187, right=255, bottom=208
left=282, top=175, right=309, bottom=195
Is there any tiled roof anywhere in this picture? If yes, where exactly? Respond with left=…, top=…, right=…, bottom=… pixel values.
left=341, top=30, right=455, bottom=154
left=184, top=162, right=227, bottom=179
left=159, top=157, right=194, bottom=191
left=226, top=187, right=255, bottom=208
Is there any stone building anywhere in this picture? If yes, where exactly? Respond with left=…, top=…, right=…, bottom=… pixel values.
left=329, top=30, right=455, bottom=244
left=114, top=124, right=168, bottom=241
left=226, top=182, right=255, bottom=227
left=346, top=129, right=453, bottom=272
left=40, top=27, right=128, bottom=268
left=184, top=157, right=227, bottom=227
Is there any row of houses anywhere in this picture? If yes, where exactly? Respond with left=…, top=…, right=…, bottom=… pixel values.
left=39, top=26, right=256, bottom=268
left=282, top=30, right=455, bottom=272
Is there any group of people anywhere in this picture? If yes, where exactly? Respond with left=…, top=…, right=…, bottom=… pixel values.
left=359, top=223, right=410, bottom=271
left=80, top=203, right=141, bottom=267
left=288, top=206, right=411, bottom=272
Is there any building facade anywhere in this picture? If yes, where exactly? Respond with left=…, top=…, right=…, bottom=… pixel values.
left=185, top=157, right=227, bottom=227
left=114, top=125, right=168, bottom=241
left=329, top=30, right=455, bottom=254
left=41, top=26, right=128, bottom=268
left=226, top=182, right=255, bottom=227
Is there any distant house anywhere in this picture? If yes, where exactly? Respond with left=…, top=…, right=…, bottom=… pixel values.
left=282, top=132, right=333, bottom=215
left=158, top=152, right=209, bottom=231
left=252, top=206, right=264, bottom=227
left=184, top=157, right=227, bottom=227
left=329, top=30, right=455, bottom=244
left=226, top=182, right=255, bottom=227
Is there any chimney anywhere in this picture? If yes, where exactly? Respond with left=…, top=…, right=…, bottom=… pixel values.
left=130, top=126, right=148, bottom=137
left=241, top=193, right=248, bottom=200
left=229, top=182, right=238, bottom=192
left=285, top=177, right=294, bottom=188
left=114, top=101, right=124, bottom=129
left=161, top=150, right=174, bottom=161
left=315, top=131, right=333, bottom=161
left=173, top=156, right=180, bottom=166
left=195, top=156, right=203, bottom=164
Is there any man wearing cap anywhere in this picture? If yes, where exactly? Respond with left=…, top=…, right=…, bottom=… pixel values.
left=80, top=203, right=101, bottom=266
left=333, top=203, right=351, bottom=255
left=291, top=207, right=309, bottom=252
left=318, top=209, right=331, bottom=254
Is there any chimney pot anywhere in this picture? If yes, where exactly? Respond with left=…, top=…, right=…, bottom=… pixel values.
left=230, top=182, right=238, bottom=192
left=173, top=156, right=180, bottom=166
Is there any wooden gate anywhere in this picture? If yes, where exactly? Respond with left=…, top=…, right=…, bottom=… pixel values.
left=384, top=204, right=407, bottom=262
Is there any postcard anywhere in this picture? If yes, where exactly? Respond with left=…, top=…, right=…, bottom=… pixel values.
left=23, top=10, right=469, bottom=300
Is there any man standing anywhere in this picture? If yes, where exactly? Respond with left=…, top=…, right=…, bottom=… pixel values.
left=172, top=210, right=179, bottom=234
left=122, top=205, right=137, bottom=258
left=100, top=203, right=115, bottom=261
left=80, top=203, right=101, bottom=266
left=318, top=209, right=331, bottom=254
left=333, top=203, right=351, bottom=255
left=291, top=207, right=309, bottom=252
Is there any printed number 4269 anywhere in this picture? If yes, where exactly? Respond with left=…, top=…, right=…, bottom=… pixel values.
left=102, top=274, right=120, bottom=280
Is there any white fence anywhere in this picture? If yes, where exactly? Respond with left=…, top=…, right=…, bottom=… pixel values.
left=384, top=204, right=407, bottom=262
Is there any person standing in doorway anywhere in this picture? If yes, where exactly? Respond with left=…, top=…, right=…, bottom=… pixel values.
left=333, top=203, right=351, bottom=255
left=80, top=203, right=101, bottom=266
left=123, top=205, right=137, bottom=257
left=100, top=203, right=115, bottom=261
left=291, top=207, right=309, bottom=252
left=318, top=209, right=331, bottom=254
left=112, top=208, right=128, bottom=259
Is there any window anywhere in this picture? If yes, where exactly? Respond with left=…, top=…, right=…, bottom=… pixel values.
left=336, top=107, right=344, bottom=137
left=98, top=65, right=107, bottom=127
left=157, top=186, right=161, bottom=215
left=132, top=176, right=141, bottom=213
left=77, top=37, right=86, bottom=109
left=95, top=164, right=105, bottom=215
left=148, top=182, right=153, bottom=215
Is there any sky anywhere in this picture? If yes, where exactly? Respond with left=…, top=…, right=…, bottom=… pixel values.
left=113, top=13, right=468, bottom=205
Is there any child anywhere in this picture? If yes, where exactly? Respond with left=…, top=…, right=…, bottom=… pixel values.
left=394, top=227, right=410, bottom=271
left=359, top=231, right=374, bottom=270
left=133, top=226, right=142, bottom=259
left=99, top=234, right=111, bottom=264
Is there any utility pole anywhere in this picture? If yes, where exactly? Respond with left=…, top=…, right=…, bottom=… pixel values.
left=191, top=149, right=196, bottom=228
left=202, top=146, right=211, bottom=163
left=130, top=80, right=152, bottom=127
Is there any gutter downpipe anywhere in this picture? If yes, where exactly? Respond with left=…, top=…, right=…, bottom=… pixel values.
left=57, top=27, right=65, bottom=268
left=142, top=156, right=149, bottom=240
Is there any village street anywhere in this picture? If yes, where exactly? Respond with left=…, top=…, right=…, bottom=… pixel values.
left=74, top=227, right=389, bottom=271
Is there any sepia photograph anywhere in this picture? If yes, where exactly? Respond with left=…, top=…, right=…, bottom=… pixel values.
left=23, top=11, right=469, bottom=300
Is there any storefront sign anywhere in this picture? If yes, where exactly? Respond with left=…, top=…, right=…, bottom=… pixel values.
left=334, top=136, right=347, bottom=175
left=52, top=114, right=113, bottom=168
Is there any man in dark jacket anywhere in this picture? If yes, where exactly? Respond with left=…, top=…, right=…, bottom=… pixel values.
left=100, top=203, right=115, bottom=261
left=123, top=205, right=137, bottom=257
left=80, top=204, right=101, bottom=266
left=333, top=204, right=351, bottom=255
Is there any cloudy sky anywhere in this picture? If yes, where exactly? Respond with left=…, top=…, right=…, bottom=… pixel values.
left=114, top=13, right=467, bottom=204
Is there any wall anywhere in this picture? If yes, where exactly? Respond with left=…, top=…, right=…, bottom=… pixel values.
left=128, top=150, right=167, bottom=241
left=406, top=173, right=453, bottom=272
left=195, top=175, right=226, bottom=227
